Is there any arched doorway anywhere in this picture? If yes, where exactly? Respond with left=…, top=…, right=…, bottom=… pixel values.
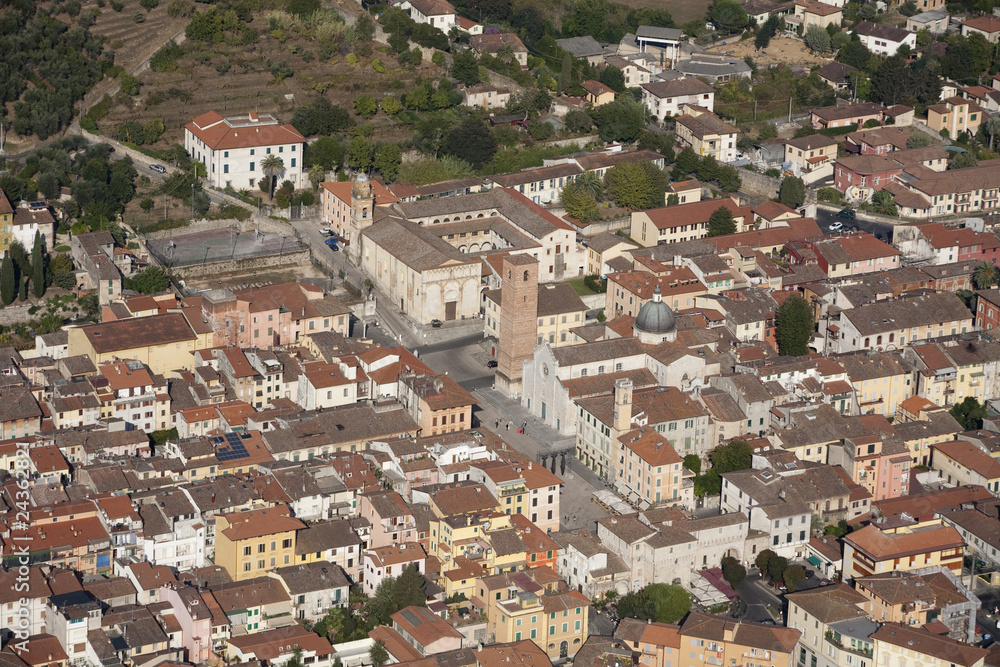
left=560, top=642, right=568, bottom=658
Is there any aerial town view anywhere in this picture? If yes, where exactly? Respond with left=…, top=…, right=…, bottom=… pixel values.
left=6, top=0, right=1000, bottom=666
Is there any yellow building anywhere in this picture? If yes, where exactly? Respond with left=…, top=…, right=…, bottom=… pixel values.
left=67, top=313, right=199, bottom=376
left=854, top=570, right=966, bottom=626
left=872, top=624, right=986, bottom=667
left=678, top=612, right=801, bottom=667
left=398, top=372, right=475, bottom=436
left=616, top=427, right=692, bottom=507
left=784, top=134, right=838, bottom=173
left=581, top=80, right=616, bottom=107
left=488, top=582, right=590, bottom=660
left=842, top=519, right=965, bottom=580
left=926, top=97, right=982, bottom=139
left=214, top=505, right=306, bottom=581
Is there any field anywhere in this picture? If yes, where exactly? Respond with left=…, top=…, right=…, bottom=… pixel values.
left=96, top=13, right=447, bottom=147
left=708, top=36, right=831, bottom=68
left=619, top=0, right=712, bottom=25
left=81, top=0, right=192, bottom=106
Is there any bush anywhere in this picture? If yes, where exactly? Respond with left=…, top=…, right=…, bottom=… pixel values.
left=432, top=51, right=445, bottom=66
left=583, top=275, right=607, bottom=292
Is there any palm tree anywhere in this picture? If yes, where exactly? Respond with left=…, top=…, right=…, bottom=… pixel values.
left=575, top=171, right=604, bottom=200
left=496, top=43, right=515, bottom=65
left=983, top=116, right=1000, bottom=151
left=260, top=154, right=285, bottom=199
left=973, top=260, right=999, bottom=290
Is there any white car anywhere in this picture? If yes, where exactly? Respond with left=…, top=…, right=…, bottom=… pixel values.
left=829, top=221, right=843, bottom=231
left=320, top=228, right=335, bottom=236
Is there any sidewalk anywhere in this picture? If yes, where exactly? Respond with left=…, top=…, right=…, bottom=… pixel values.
left=473, top=387, right=612, bottom=533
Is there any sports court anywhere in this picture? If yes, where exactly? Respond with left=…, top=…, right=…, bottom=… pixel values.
left=146, top=227, right=307, bottom=268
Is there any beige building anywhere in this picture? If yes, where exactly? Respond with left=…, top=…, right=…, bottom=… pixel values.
left=842, top=520, right=965, bottom=580
left=67, top=313, right=199, bottom=376
left=483, top=282, right=588, bottom=350
left=581, top=80, right=616, bottom=107
left=790, top=0, right=843, bottom=29
left=784, top=134, right=838, bottom=173
left=462, top=84, right=511, bottom=110
left=630, top=198, right=751, bottom=247
left=585, top=233, right=637, bottom=276
left=675, top=109, right=739, bottom=163
left=872, top=624, right=986, bottom=667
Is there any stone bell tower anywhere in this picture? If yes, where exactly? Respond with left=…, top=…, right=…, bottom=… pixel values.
left=347, top=173, right=374, bottom=262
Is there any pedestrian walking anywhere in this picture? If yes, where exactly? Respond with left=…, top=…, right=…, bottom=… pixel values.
left=506, top=421, right=511, bottom=431
left=495, top=418, right=500, bottom=429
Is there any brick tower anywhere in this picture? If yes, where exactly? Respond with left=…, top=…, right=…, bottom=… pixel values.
left=496, top=254, right=539, bottom=398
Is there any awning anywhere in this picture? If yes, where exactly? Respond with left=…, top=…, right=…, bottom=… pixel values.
left=807, top=555, right=822, bottom=566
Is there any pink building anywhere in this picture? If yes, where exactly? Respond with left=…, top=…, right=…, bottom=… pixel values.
left=837, top=435, right=910, bottom=501
left=199, top=282, right=351, bottom=348
left=358, top=491, right=417, bottom=548
left=161, top=584, right=214, bottom=664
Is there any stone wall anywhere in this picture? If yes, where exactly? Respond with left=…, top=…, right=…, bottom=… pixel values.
left=171, top=248, right=311, bottom=280
left=142, top=216, right=294, bottom=241
left=738, top=169, right=783, bottom=200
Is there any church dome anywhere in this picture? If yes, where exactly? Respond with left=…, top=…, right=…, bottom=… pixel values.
left=634, top=286, right=676, bottom=335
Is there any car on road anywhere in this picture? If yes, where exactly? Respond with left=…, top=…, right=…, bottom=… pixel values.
left=837, top=207, right=856, bottom=220
left=431, top=319, right=443, bottom=328
left=487, top=360, right=498, bottom=368
left=325, top=238, right=339, bottom=250
left=149, top=164, right=166, bottom=173
left=320, top=228, right=335, bottom=237
left=760, top=619, right=775, bottom=625
left=829, top=221, right=843, bottom=231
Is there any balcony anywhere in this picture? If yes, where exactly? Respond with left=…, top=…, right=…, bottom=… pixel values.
left=825, top=632, right=873, bottom=658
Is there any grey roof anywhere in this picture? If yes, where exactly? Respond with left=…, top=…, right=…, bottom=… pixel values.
left=361, top=216, right=479, bottom=273
left=634, top=287, right=676, bottom=335
left=556, top=35, right=605, bottom=57
left=587, top=233, right=635, bottom=254
left=295, top=519, right=364, bottom=555
left=676, top=57, right=752, bottom=78
left=635, top=25, right=684, bottom=40
left=272, top=561, right=350, bottom=595
left=551, top=337, right=647, bottom=367
left=841, top=291, right=971, bottom=336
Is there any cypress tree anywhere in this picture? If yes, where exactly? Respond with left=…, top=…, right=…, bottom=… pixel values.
left=32, top=232, right=45, bottom=299
left=0, top=254, right=14, bottom=305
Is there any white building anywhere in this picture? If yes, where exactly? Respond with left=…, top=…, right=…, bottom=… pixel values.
left=640, top=78, right=715, bottom=122
left=403, top=0, right=457, bottom=30
left=853, top=21, right=917, bottom=56
left=13, top=202, right=56, bottom=252
left=184, top=110, right=306, bottom=190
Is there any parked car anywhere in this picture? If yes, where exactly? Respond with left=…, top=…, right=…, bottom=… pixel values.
left=431, top=319, right=443, bottom=328
left=325, top=238, right=339, bottom=250
left=487, top=360, right=498, bottom=368
left=829, top=221, right=843, bottom=231
left=837, top=207, right=856, bottom=220
left=320, top=228, right=335, bottom=237
left=149, top=164, right=166, bottom=173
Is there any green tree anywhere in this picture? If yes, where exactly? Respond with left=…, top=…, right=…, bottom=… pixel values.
left=722, top=556, right=746, bottom=590
left=124, top=266, right=170, bottom=294
left=394, top=564, right=427, bottom=610
left=347, top=136, right=374, bottom=172
left=972, top=261, right=999, bottom=289
left=373, top=144, right=402, bottom=182
left=950, top=151, right=978, bottom=170
left=260, top=154, right=285, bottom=199
left=710, top=439, right=752, bottom=474
left=31, top=231, right=44, bottom=299
left=591, top=99, right=647, bottom=143
left=0, top=253, right=13, bottom=305
left=755, top=14, right=781, bottom=49
left=783, top=565, right=806, bottom=592
left=767, top=555, right=788, bottom=582
left=837, top=37, right=871, bottom=70
left=907, top=132, right=933, bottom=149
left=717, top=165, right=742, bottom=192
left=755, top=549, right=776, bottom=571
left=368, top=641, right=388, bottom=667
left=683, top=454, right=701, bottom=475
left=778, top=176, right=806, bottom=209
left=775, top=294, right=813, bottom=356
left=354, top=94, right=378, bottom=119
left=304, top=136, right=345, bottom=170
left=804, top=25, right=831, bottom=52
left=950, top=396, right=987, bottom=430
left=560, top=182, right=600, bottom=222
left=381, top=96, right=403, bottom=116
left=566, top=109, right=594, bottom=134
left=442, top=117, right=497, bottom=169
left=707, top=206, right=736, bottom=236
left=605, top=162, right=653, bottom=209
left=710, top=0, right=749, bottom=32
left=451, top=49, right=480, bottom=85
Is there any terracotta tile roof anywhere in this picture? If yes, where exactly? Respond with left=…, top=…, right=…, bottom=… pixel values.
left=186, top=111, right=305, bottom=151
left=220, top=505, right=305, bottom=541
left=844, top=522, right=965, bottom=560
left=872, top=624, right=987, bottom=666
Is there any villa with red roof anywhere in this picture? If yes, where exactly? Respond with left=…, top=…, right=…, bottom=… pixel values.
left=184, top=111, right=306, bottom=190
